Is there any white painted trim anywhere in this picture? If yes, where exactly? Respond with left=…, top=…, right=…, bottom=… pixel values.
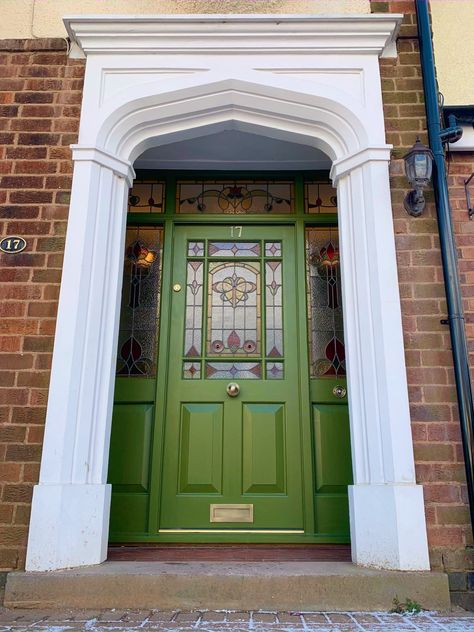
left=26, top=13, right=430, bottom=572
left=71, top=145, right=135, bottom=184
left=64, top=14, right=402, bottom=58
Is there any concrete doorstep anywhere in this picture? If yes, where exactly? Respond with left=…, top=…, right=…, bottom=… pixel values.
left=3, top=562, right=450, bottom=612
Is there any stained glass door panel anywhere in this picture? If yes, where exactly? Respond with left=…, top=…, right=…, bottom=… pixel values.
left=160, top=225, right=304, bottom=532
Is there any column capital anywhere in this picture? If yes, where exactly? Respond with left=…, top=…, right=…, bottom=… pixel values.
left=330, top=145, right=392, bottom=183
left=71, top=145, right=135, bottom=186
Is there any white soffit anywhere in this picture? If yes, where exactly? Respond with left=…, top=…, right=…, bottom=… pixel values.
left=64, top=14, right=402, bottom=59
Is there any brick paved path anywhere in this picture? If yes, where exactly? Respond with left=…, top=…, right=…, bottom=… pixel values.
left=1, top=609, right=474, bottom=631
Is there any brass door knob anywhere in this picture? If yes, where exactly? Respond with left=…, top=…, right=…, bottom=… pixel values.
left=333, top=385, right=347, bottom=399
left=226, top=382, right=240, bottom=397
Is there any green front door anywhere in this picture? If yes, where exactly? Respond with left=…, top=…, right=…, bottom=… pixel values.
left=160, top=225, right=303, bottom=533
left=107, top=173, right=352, bottom=543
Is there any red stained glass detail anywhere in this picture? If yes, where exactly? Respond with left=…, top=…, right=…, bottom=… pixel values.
left=324, top=336, right=346, bottom=376
left=227, top=330, right=241, bottom=353
left=268, top=346, right=282, bottom=358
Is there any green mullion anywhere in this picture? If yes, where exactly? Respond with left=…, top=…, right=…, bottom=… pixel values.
left=201, top=241, right=210, bottom=380
left=148, top=218, right=175, bottom=535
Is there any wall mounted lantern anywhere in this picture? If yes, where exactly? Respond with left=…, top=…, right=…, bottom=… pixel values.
left=403, top=137, right=434, bottom=217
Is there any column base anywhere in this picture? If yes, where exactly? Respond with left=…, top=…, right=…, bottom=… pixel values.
left=26, top=483, right=111, bottom=571
left=349, top=483, right=430, bottom=571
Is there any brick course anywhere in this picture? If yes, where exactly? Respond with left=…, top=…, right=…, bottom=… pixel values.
left=0, top=39, right=84, bottom=570
left=0, top=4, right=472, bottom=577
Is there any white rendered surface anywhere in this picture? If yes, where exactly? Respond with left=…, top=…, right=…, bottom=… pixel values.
left=26, top=14, right=429, bottom=572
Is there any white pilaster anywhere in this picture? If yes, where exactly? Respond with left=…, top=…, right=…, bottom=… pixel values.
left=26, top=150, right=132, bottom=572
left=334, top=157, right=430, bottom=570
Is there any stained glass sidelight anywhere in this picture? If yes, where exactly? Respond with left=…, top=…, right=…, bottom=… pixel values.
left=177, top=180, right=294, bottom=214
left=207, top=261, right=261, bottom=357
left=306, top=227, right=345, bottom=378
left=304, top=181, right=338, bottom=214
left=265, top=261, right=283, bottom=358
left=116, top=226, right=163, bottom=377
left=128, top=179, right=165, bottom=213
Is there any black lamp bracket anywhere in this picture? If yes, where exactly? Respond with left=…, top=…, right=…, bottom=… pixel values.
left=466, top=173, right=474, bottom=220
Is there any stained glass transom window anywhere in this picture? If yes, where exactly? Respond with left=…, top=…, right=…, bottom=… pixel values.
left=183, top=239, right=284, bottom=379
left=304, top=181, right=337, bottom=214
left=306, top=227, right=345, bottom=378
left=128, top=179, right=165, bottom=213
left=177, top=180, right=294, bottom=214
left=116, top=226, right=164, bottom=377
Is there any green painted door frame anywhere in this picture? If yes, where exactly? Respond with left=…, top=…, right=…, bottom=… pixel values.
left=108, top=172, right=352, bottom=544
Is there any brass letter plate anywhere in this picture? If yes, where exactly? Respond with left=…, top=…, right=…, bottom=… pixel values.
left=210, top=504, right=254, bottom=523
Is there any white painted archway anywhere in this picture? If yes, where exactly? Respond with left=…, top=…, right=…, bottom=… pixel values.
left=26, top=14, right=430, bottom=572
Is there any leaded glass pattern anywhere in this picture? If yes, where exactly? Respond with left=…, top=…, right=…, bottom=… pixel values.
left=207, top=261, right=261, bottom=357
left=182, top=238, right=285, bottom=379
left=265, top=261, right=283, bottom=358
left=305, top=181, right=337, bottom=214
left=184, top=261, right=204, bottom=358
left=306, top=227, right=345, bottom=378
left=116, top=226, right=163, bottom=377
left=128, top=179, right=165, bottom=213
left=183, top=362, right=201, bottom=379
left=177, top=180, right=294, bottom=214
left=206, top=362, right=261, bottom=379
left=208, top=242, right=260, bottom=257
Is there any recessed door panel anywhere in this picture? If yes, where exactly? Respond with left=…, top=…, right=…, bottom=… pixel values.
left=313, top=404, right=352, bottom=493
left=179, top=403, right=223, bottom=494
left=242, top=403, right=286, bottom=494
left=108, top=403, right=153, bottom=492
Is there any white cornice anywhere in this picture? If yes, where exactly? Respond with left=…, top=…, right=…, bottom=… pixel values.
left=64, top=14, right=402, bottom=59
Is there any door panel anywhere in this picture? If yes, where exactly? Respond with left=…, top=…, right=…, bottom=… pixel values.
left=160, top=225, right=303, bottom=532
left=313, top=404, right=352, bottom=493
left=242, top=403, right=286, bottom=494
left=178, top=403, right=223, bottom=494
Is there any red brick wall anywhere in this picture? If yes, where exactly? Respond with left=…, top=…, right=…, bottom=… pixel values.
left=374, top=0, right=472, bottom=572
left=0, top=39, right=84, bottom=571
left=0, top=9, right=472, bottom=574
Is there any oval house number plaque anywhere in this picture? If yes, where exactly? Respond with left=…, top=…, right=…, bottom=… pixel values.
left=0, top=236, right=27, bottom=254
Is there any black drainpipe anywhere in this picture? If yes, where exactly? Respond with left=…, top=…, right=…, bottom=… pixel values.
left=415, top=0, right=474, bottom=538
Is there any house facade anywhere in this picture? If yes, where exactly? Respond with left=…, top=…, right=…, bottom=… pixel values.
left=0, top=0, right=473, bottom=609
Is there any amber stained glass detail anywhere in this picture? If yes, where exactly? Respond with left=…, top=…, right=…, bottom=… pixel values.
left=177, top=180, right=294, bottom=214
left=128, top=179, right=165, bottom=213
left=306, top=227, right=345, bottom=377
left=305, top=181, right=337, bottom=214
left=116, top=226, right=163, bottom=377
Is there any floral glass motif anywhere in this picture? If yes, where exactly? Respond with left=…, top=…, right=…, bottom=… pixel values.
left=177, top=180, right=294, bottom=214
left=182, top=239, right=285, bottom=379
left=306, top=227, right=345, bottom=378
left=128, top=179, right=165, bottom=213
left=116, top=226, right=163, bottom=377
left=305, top=181, right=338, bottom=214
left=206, top=362, right=261, bottom=379
left=208, top=261, right=261, bottom=357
